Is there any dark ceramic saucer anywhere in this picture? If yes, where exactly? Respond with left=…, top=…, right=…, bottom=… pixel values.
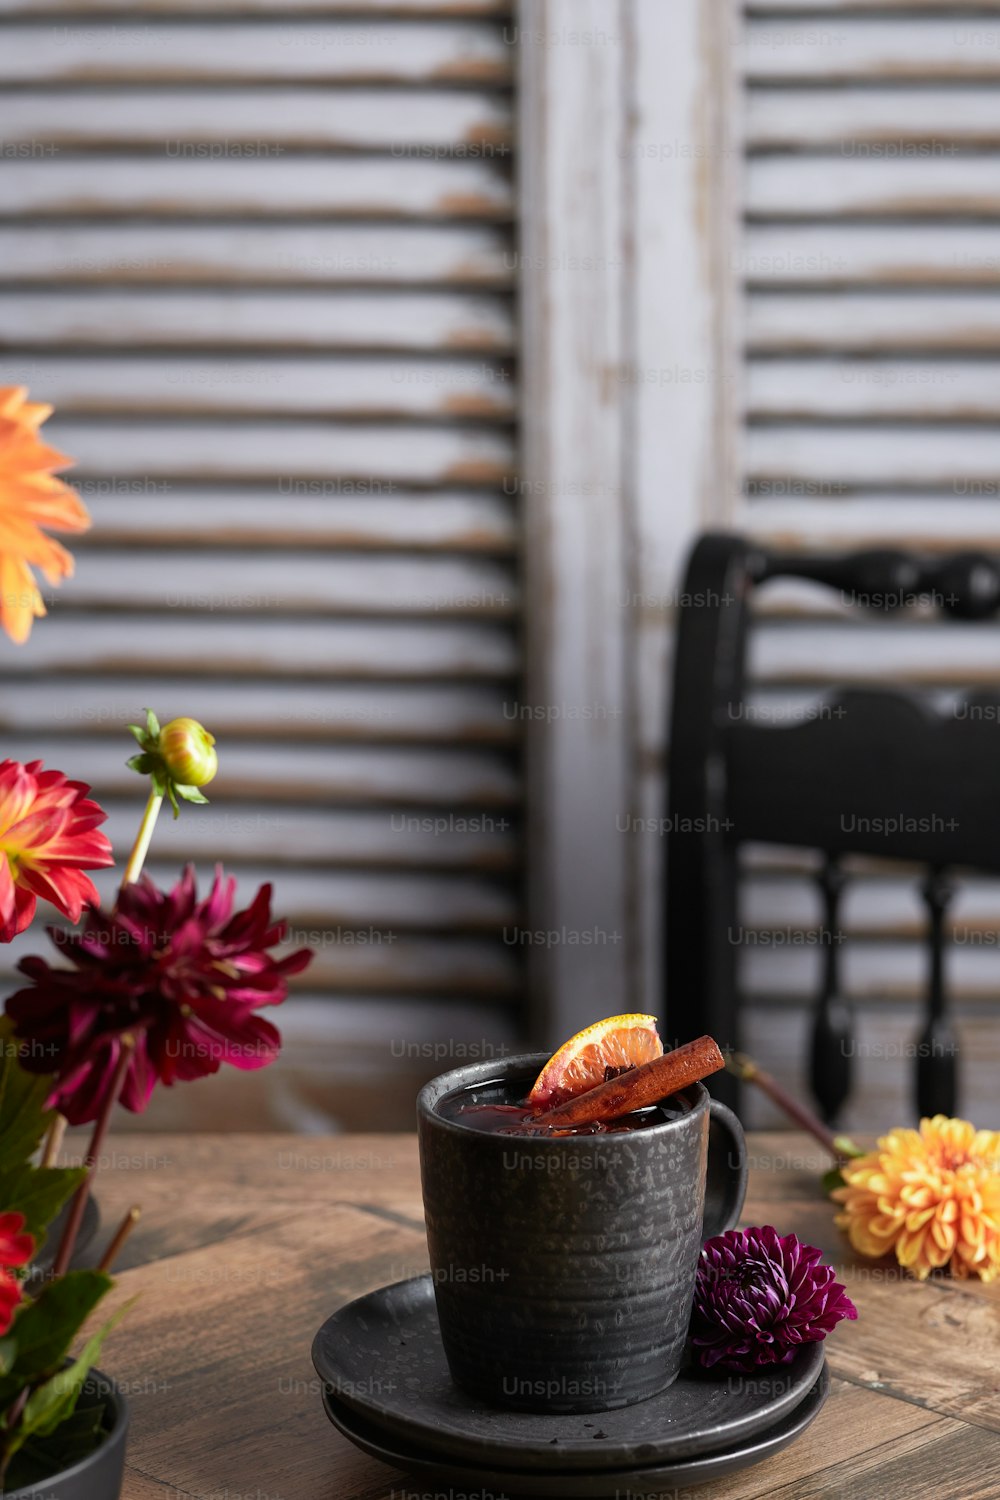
left=320, top=1366, right=830, bottom=1498
left=310, top=1274, right=825, bottom=1472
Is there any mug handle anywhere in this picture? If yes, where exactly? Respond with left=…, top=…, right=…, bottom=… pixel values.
left=703, top=1099, right=748, bottom=1240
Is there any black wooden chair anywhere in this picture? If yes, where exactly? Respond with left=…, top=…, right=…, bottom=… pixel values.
left=665, top=531, right=1000, bottom=1118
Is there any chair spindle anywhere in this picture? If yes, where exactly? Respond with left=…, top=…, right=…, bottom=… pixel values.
left=809, top=857, right=853, bottom=1124
left=915, top=869, right=958, bottom=1118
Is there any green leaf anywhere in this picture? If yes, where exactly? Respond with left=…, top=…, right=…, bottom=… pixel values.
left=125, top=752, right=157, bottom=776
left=0, top=1164, right=86, bottom=1250
left=0, top=1272, right=113, bottom=1406
left=144, top=707, right=160, bottom=740
left=165, top=782, right=181, bottom=819
left=0, top=1019, right=56, bottom=1170
left=175, top=784, right=209, bottom=806
left=10, top=1297, right=134, bottom=1458
left=126, top=723, right=148, bottom=748
left=822, top=1166, right=847, bottom=1196
left=0, top=1339, right=17, bottom=1378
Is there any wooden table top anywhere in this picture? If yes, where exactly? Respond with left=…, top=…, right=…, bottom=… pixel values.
left=88, top=1131, right=999, bottom=1500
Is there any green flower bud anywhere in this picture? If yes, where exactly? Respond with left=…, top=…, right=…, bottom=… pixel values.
left=158, top=717, right=218, bottom=788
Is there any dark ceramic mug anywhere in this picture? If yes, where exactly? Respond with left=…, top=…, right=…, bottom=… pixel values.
left=417, top=1052, right=747, bottom=1414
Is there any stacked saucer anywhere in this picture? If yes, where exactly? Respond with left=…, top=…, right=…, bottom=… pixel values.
left=311, top=1276, right=829, bottom=1497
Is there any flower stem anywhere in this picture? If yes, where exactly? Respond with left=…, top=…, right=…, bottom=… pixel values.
left=40, top=1112, right=66, bottom=1168
left=121, top=788, right=163, bottom=889
left=726, top=1051, right=863, bottom=1165
left=50, top=1036, right=135, bottom=1279
left=98, top=1206, right=141, bottom=1274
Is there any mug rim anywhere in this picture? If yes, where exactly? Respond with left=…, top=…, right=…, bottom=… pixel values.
left=417, top=1049, right=709, bottom=1144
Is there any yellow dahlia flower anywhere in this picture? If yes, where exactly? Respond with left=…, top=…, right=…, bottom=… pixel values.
left=833, top=1116, right=1000, bottom=1282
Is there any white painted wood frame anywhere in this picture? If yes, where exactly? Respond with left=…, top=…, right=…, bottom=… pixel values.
left=518, top=0, right=736, bottom=1041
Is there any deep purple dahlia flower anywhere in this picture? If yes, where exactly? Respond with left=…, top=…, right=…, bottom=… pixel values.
left=690, top=1225, right=857, bottom=1373
left=7, top=863, right=312, bottom=1124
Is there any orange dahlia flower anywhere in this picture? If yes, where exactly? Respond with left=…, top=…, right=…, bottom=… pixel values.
left=833, top=1116, right=1000, bottom=1282
left=0, top=759, right=113, bottom=943
left=0, top=386, right=90, bottom=644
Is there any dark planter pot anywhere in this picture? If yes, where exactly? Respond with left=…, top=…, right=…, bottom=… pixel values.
left=3, top=1370, right=128, bottom=1500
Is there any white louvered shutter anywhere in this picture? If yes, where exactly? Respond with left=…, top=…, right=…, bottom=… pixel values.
left=0, top=1, right=521, bottom=1128
left=731, top=1, right=1000, bottom=1129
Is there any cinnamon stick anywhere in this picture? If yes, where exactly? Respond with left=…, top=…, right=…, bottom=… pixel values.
left=531, top=1035, right=725, bottom=1129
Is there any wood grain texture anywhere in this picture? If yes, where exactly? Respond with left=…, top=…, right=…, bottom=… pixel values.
left=0, top=20, right=514, bottom=85
left=0, top=289, right=515, bottom=350
left=0, top=222, right=515, bottom=286
left=743, top=18, right=1000, bottom=82
left=1, top=86, right=512, bottom=150
left=0, top=156, right=513, bottom=220
left=73, top=1130, right=997, bottom=1498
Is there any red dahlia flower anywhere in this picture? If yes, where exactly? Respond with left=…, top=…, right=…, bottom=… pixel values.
left=691, top=1226, right=857, bottom=1373
left=0, top=759, right=113, bottom=943
left=0, top=1213, right=33, bottom=1334
left=7, top=864, right=312, bottom=1124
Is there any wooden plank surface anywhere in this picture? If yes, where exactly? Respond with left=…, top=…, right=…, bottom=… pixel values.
left=74, top=1130, right=998, bottom=1499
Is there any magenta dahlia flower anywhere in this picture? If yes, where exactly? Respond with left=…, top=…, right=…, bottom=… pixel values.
left=690, top=1226, right=857, bottom=1373
left=7, top=864, right=312, bottom=1124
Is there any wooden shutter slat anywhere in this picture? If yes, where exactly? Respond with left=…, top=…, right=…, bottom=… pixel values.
left=1, top=290, right=514, bottom=350
left=73, top=490, right=516, bottom=552
left=745, top=873, right=1000, bottom=935
left=0, top=222, right=514, bottom=287
left=748, top=358, right=1000, bottom=419
left=56, top=550, right=518, bottom=616
left=748, top=155, right=1000, bottom=218
left=3, top=738, right=518, bottom=805
left=0, top=615, right=518, bottom=678
left=0, top=935, right=520, bottom=1000
left=751, top=621, right=1000, bottom=686
left=747, top=423, right=1000, bottom=486
left=748, top=85, right=1000, bottom=149
left=741, top=223, right=1000, bottom=286
left=743, top=18, right=1000, bottom=81
left=743, top=945, right=1000, bottom=1003
left=49, top=420, right=514, bottom=485
left=740, top=496, right=1000, bottom=552
left=0, top=0, right=511, bottom=10
left=96, top=863, right=516, bottom=930
left=94, top=804, right=517, bottom=870
left=0, top=354, right=515, bottom=420
left=0, top=680, right=518, bottom=744
left=0, top=21, right=513, bottom=85
left=1, top=87, right=512, bottom=149
left=0, top=157, right=513, bottom=220
left=748, top=292, right=1000, bottom=352
left=753, top=1, right=1000, bottom=11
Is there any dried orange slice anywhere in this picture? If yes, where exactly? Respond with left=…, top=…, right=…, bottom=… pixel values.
left=527, top=1014, right=663, bottom=1109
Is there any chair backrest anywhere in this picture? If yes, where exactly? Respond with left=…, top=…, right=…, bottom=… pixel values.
left=665, top=532, right=1000, bottom=1119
